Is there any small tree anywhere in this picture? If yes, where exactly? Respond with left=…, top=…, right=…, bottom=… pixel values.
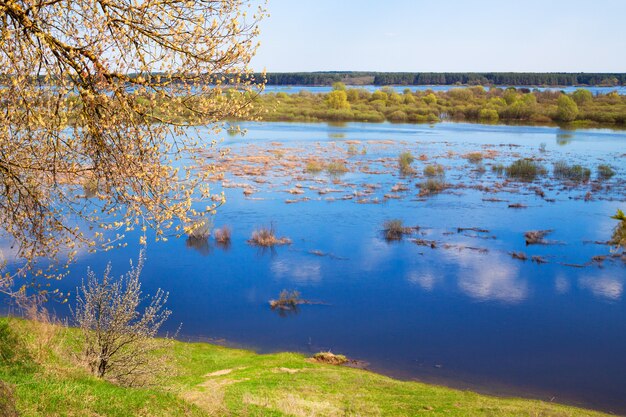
left=556, top=95, right=579, bottom=122
left=74, top=251, right=172, bottom=386
left=326, top=90, right=351, bottom=110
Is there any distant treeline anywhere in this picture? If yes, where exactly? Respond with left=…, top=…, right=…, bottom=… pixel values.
left=255, top=72, right=626, bottom=87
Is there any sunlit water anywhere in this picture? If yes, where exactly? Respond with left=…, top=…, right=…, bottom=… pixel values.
left=4, top=121, right=626, bottom=413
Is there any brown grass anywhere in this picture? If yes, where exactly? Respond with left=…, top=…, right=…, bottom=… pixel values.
left=312, top=351, right=348, bottom=365
left=248, top=225, right=291, bottom=247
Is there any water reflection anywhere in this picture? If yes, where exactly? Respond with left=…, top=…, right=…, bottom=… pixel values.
left=456, top=253, right=527, bottom=304
left=579, top=274, right=624, bottom=301
left=185, top=236, right=211, bottom=256
left=271, top=259, right=322, bottom=284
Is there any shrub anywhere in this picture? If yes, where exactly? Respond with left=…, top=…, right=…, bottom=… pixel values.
left=74, top=250, right=172, bottom=386
left=423, top=93, right=437, bottom=105
left=213, top=226, right=231, bottom=245
left=611, top=210, right=626, bottom=250
left=572, top=89, right=593, bottom=105
left=383, top=219, right=411, bottom=241
left=248, top=225, right=291, bottom=247
left=419, top=178, right=446, bottom=195
left=464, top=152, right=483, bottom=163
left=506, top=159, right=546, bottom=181
left=553, top=161, right=591, bottom=182
left=326, top=160, right=349, bottom=175
left=305, top=160, right=325, bottom=173
left=598, top=164, right=616, bottom=179
left=398, top=151, right=415, bottom=175
left=185, top=218, right=211, bottom=241
left=388, top=110, right=408, bottom=123
left=479, top=108, right=499, bottom=122
left=423, top=164, right=445, bottom=177
left=555, top=95, right=579, bottom=122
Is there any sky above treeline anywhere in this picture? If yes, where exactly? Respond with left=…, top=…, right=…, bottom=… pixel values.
left=251, top=0, right=626, bottom=73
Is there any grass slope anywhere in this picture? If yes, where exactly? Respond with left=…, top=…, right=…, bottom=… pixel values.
left=0, top=317, right=609, bottom=417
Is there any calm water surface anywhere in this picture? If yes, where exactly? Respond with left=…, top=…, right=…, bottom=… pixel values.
left=262, top=84, right=626, bottom=95
left=10, top=122, right=626, bottom=414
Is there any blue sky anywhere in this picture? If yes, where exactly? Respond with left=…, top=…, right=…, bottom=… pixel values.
left=251, top=0, right=626, bottom=72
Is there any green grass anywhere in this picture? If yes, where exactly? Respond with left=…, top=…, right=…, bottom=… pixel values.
left=0, top=317, right=611, bottom=416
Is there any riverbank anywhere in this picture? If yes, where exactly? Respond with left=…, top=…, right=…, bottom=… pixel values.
left=250, top=85, right=626, bottom=129
left=0, top=317, right=612, bottom=416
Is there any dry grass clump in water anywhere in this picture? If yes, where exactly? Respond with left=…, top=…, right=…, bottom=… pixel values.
left=419, top=178, right=446, bottom=196
left=506, top=159, right=546, bottom=181
left=269, top=290, right=301, bottom=311
left=423, top=164, right=445, bottom=177
left=597, top=164, right=616, bottom=180
left=248, top=225, right=291, bottom=247
left=383, top=219, right=413, bottom=241
left=213, top=226, right=231, bottom=245
left=553, top=161, right=591, bottom=182
left=326, top=160, right=349, bottom=175
left=464, top=152, right=483, bottom=163
left=398, top=151, right=415, bottom=175
left=305, top=160, right=325, bottom=173
left=524, top=230, right=553, bottom=245
left=312, top=351, right=348, bottom=365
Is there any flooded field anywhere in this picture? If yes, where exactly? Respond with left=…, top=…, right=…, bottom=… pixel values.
left=32, top=121, right=626, bottom=413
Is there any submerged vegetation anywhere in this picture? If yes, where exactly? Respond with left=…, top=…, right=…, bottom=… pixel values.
left=398, top=151, right=415, bottom=175
left=611, top=210, right=626, bottom=250
left=254, top=86, right=626, bottom=127
left=383, top=219, right=413, bottom=241
left=505, top=159, right=546, bottom=181
left=248, top=225, right=291, bottom=247
left=553, top=161, right=591, bottom=182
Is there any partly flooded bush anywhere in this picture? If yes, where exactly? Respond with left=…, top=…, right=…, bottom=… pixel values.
left=464, top=152, right=483, bottom=163
left=598, top=164, right=616, bottom=179
left=312, top=351, right=348, bottom=365
left=248, top=225, right=291, bottom=247
left=478, top=108, right=499, bottom=122
left=326, top=160, right=349, bottom=175
left=505, top=159, right=546, bottom=181
left=383, top=219, right=412, bottom=241
left=420, top=178, right=446, bottom=195
left=553, top=161, right=591, bottom=182
left=347, top=144, right=359, bottom=156
left=611, top=210, right=626, bottom=250
left=423, top=164, right=445, bottom=177
left=213, top=226, right=231, bottom=245
left=398, top=151, right=415, bottom=175
left=305, top=160, right=325, bottom=173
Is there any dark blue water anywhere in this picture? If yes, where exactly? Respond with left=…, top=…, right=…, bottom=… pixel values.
left=262, top=84, right=626, bottom=96
left=4, top=121, right=626, bottom=414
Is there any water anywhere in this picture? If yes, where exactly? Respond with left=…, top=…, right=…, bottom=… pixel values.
left=262, top=84, right=626, bottom=95
left=6, top=121, right=626, bottom=414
